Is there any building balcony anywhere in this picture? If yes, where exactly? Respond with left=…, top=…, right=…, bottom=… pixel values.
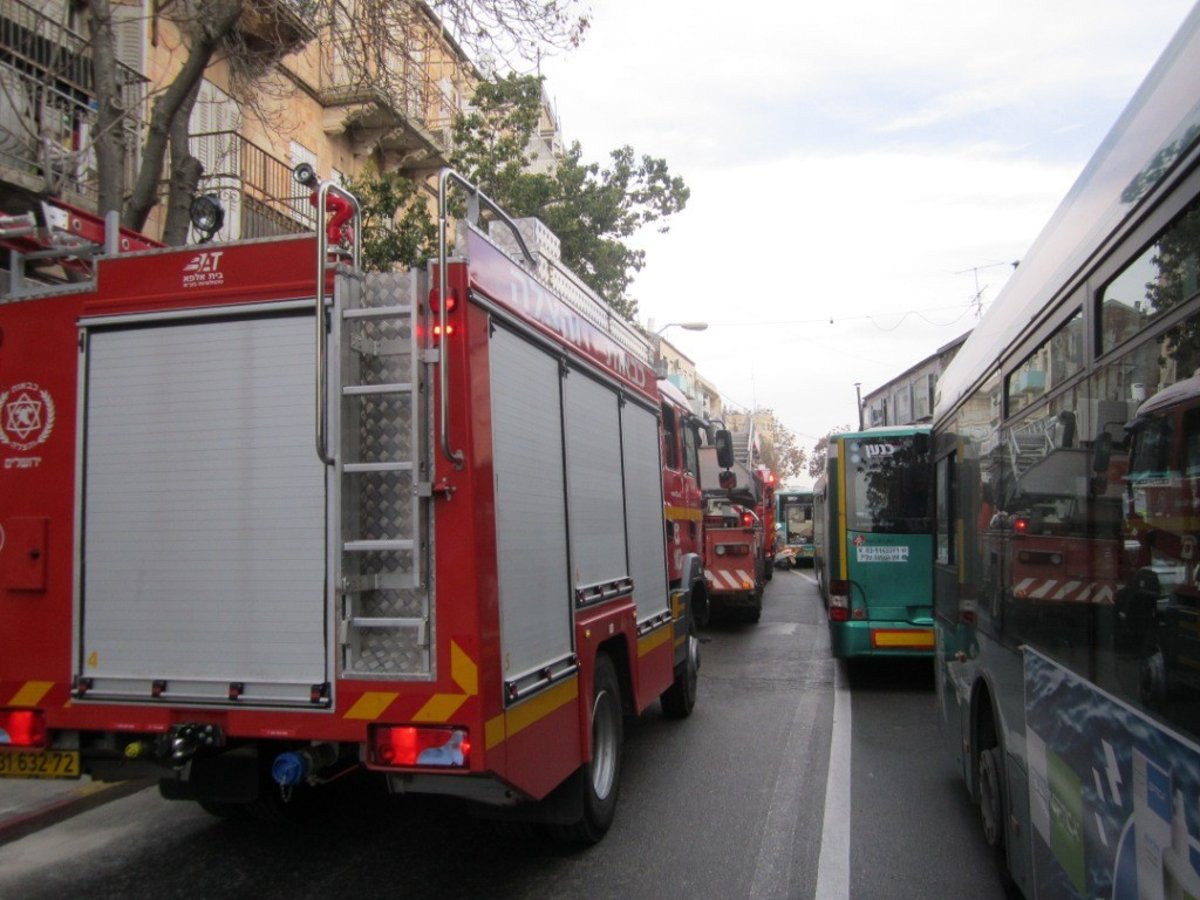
left=318, top=44, right=456, bottom=172
left=0, top=0, right=147, bottom=209
left=191, top=130, right=316, bottom=242
left=238, top=0, right=318, bottom=55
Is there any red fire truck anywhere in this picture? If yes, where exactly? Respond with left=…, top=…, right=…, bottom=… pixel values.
left=698, top=441, right=768, bottom=623
left=0, top=170, right=705, bottom=843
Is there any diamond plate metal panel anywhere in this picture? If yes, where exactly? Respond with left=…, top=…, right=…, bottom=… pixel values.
left=336, top=270, right=433, bottom=677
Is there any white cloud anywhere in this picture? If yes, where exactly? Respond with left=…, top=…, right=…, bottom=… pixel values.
left=537, top=0, right=1196, bottom=456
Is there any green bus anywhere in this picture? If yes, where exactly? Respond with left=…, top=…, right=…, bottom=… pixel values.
left=776, top=489, right=815, bottom=565
left=813, top=425, right=935, bottom=659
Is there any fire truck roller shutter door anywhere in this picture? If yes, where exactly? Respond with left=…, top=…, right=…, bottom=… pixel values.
left=80, top=314, right=327, bottom=704
left=620, top=400, right=669, bottom=623
left=562, top=367, right=629, bottom=594
left=489, top=326, right=572, bottom=681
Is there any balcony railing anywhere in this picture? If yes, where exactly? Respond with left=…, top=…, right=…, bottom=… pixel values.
left=318, top=31, right=457, bottom=162
left=0, top=0, right=147, bottom=204
left=192, top=130, right=316, bottom=241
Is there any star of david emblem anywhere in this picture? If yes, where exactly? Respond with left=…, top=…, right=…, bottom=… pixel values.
left=0, top=383, right=55, bottom=451
left=852, top=534, right=867, bottom=547
left=5, top=391, right=43, bottom=439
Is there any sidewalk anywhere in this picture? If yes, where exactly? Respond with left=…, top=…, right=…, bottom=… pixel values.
left=0, top=777, right=153, bottom=846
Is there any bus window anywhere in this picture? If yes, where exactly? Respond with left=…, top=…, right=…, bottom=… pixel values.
left=1100, top=198, right=1200, bottom=354
left=844, top=436, right=932, bottom=534
left=935, top=454, right=953, bottom=566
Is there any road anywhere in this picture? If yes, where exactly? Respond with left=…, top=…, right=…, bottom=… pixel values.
left=0, top=570, right=1009, bottom=900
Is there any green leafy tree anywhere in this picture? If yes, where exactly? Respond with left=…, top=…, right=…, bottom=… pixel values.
left=808, top=427, right=851, bottom=480
left=343, top=170, right=438, bottom=272
left=451, top=73, right=690, bottom=319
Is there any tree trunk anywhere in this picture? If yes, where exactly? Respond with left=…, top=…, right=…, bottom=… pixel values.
left=88, top=0, right=126, bottom=218
left=122, top=0, right=246, bottom=235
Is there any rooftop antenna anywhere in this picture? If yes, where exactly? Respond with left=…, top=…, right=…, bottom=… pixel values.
left=956, top=261, right=1019, bottom=317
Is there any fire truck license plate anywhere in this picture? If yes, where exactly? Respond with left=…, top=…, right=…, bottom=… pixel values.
left=0, top=750, right=81, bottom=779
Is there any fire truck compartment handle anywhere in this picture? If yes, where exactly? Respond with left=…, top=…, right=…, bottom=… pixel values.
left=435, top=169, right=536, bottom=468
left=314, top=180, right=361, bottom=466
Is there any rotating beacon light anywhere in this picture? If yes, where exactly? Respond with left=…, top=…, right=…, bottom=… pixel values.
left=294, top=163, right=354, bottom=246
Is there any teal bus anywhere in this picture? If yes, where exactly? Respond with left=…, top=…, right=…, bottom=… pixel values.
left=776, top=489, right=815, bottom=565
left=932, top=6, right=1200, bottom=896
left=813, top=425, right=935, bottom=658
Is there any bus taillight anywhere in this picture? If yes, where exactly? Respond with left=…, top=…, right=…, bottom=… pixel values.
left=830, top=580, right=851, bottom=622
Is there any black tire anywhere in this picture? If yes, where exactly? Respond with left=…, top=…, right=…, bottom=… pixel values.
left=660, top=626, right=700, bottom=719
left=544, top=654, right=623, bottom=846
left=978, top=745, right=1006, bottom=852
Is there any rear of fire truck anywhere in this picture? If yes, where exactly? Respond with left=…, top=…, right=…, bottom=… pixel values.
left=698, top=440, right=766, bottom=623
left=0, top=171, right=700, bottom=842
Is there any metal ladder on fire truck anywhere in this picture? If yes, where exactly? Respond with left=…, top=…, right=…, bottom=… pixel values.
left=312, top=180, right=436, bottom=678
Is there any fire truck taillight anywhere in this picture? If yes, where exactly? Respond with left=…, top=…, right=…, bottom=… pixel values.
left=715, top=543, right=750, bottom=557
left=1018, top=550, right=1064, bottom=566
left=369, top=725, right=470, bottom=769
left=430, top=286, right=460, bottom=338
left=0, top=709, right=47, bottom=748
left=1013, top=517, right=1031, bottom=534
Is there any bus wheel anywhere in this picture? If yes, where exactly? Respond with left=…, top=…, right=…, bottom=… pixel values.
left=545, top=654, right=623, bottom=845
left=978, top=746, right=1005, bottom=850
left=660, top=626, right=699, bottom=719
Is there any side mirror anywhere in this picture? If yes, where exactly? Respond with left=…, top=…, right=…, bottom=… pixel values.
left=715, top=429, right=734, bottom=469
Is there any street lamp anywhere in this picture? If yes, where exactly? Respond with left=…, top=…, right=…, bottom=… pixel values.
left=653, top=321, right=708, bottom=335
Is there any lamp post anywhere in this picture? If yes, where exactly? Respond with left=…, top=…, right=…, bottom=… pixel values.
left=854, top=382, right=864, bottom=430
left=651, top=322, right=708, bottom=380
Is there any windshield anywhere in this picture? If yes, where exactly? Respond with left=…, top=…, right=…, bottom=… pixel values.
left=844, top=436, right=932, bottom=534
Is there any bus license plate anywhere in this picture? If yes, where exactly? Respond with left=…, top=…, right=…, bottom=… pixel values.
left=0, top=749, right=81, bottom=779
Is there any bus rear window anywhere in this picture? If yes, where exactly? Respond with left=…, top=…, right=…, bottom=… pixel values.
left=844, top=436, right=932, bottom=534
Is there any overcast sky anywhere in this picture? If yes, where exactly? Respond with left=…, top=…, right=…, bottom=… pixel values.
left=538, top=0, right=1196, bottom=482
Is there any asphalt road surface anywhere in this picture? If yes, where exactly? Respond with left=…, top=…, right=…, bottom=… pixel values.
left=0, top=569, right=1010, bottom=900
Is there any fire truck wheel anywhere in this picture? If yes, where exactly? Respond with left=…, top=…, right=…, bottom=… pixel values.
left=546, top=653, right=623, bottom=845
left=660, top=628, right=699, bottom=719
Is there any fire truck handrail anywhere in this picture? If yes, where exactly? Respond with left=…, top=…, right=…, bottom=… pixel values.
left=315, top=180, right=361, bottom=466
left=436, top=168, right=536, bottom=468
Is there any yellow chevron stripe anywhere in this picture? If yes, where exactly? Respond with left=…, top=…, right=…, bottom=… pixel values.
left=484, top=676, right=579, bottom=750
left=343, top=691, right=399, bottom=721
left=8, top=681, right=53, bottom=707
left=413, top=693, right=469, bottom=722
left=451, top=641, right=477, bottom=696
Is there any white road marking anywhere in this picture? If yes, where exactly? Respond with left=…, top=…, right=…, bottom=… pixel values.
left=815, top=659, right=851, bottom=899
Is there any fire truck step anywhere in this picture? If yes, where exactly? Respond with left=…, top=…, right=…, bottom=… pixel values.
left=343, top=539, right=415, bottom=553
left=342, top=382, right=414, bottom=396
left=348, top=617, right=427, bottom=631
left=342, top=305, right=414, bottom=320
left=342, top=461, right=415, bottom=474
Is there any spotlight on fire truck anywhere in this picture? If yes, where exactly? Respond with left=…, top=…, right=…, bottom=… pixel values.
left=189, top=194, right=225, bottom=243
left=293, top=162, right=317, bottom=188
